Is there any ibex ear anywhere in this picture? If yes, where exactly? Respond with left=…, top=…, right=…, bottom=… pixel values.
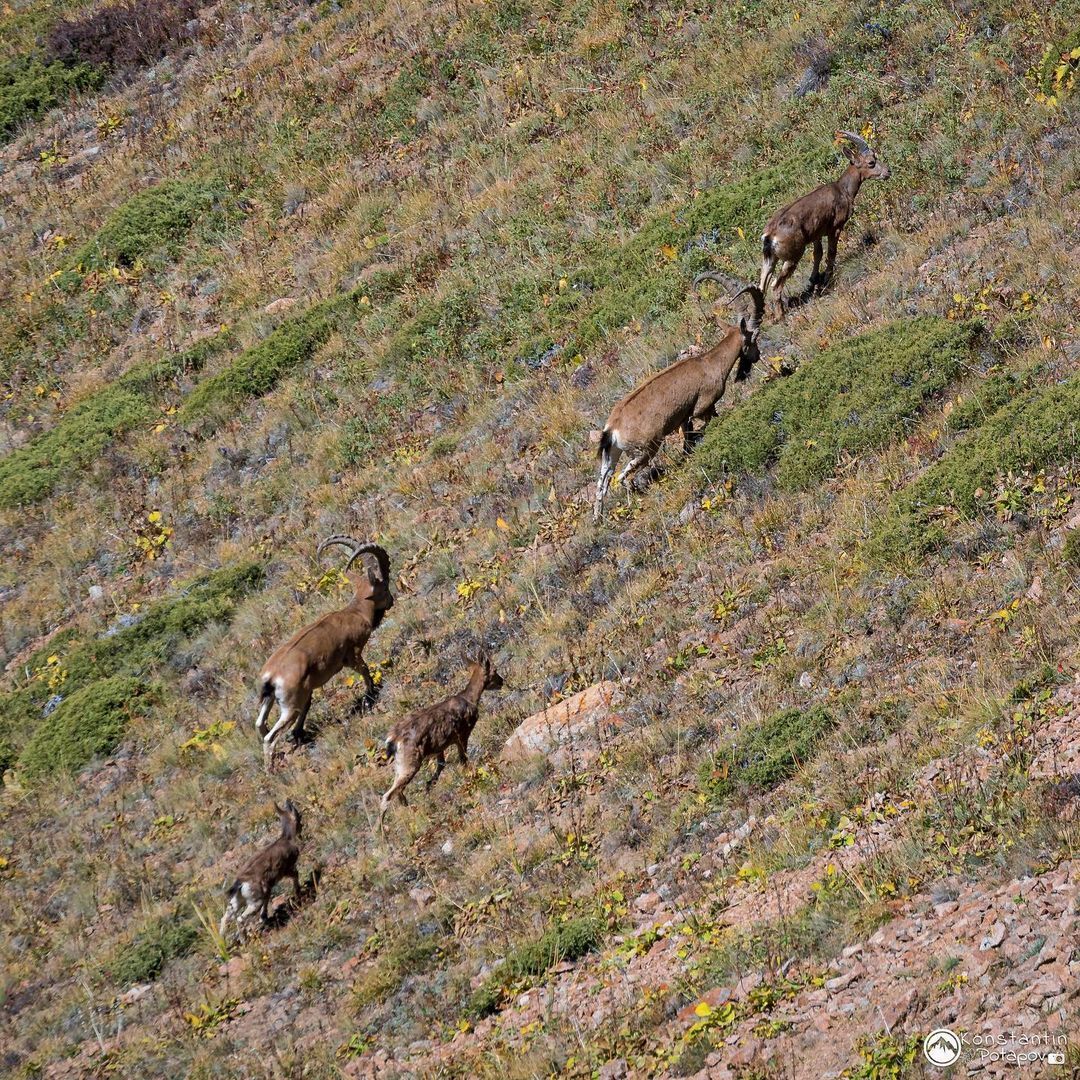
left=840, top=142, right=857, bottom=163
left=273, top=802, right=285, bottom=816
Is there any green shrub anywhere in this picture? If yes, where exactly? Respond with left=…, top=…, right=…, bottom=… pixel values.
left=0, top=562, right=263, bottom=767
left=0, top=56, right=103, bottom=142
left=0, top=333, right=231, bottom=508
left=0, top=388, right=149, bottom=508
left=110, top=914, right=198, bottom=986
left=467, top=917, right=604, bottom=1019
left=18, top=676, right=151, bottom=776
left=695, top=317, right=977, bottom=488
left=72, top=178, right=226, bottom=269
left=1038, top=26, right=1080, bottom=101
left=352, top=934, right=443, bottom=1008
left=874, top=374, right=1080, bottom=561
left=179, top=295, right=351, bottom=425
left=699, top=705, right=836, bottom=801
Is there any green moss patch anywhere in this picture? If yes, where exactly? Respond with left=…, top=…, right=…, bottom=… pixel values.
left=109, top=913, right=198, bottom=987
left=0, top=56, right=103, bottom=142
left=18, top=675, right=151, bottom=776
left=0, top=333, right=231, bottom=509
left=695, top=317, right=977, bottom=488
left=467, top=916, right=604, bottom=1019
left=699, top=705, right=836, bottom=802
left=73, top=178, right=227, bottom=270
left=873, top=374, right=1080, bottom=561
left=0, top=562, right=264, bottom=772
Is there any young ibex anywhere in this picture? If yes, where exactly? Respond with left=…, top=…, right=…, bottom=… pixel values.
left=593, top=285, right=764, bottom=521
left=219, top=800, right=302, bottom=941
left=379, top=656, right=504, bottom=830
left=760, top=131, right=890, bottom=316
left=256, top=536, right=393, bottom=769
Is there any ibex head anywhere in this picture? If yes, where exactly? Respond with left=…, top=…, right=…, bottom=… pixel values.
left=838, top=130, right=890, bottom=181
left=728, top=285, right=765, bottom=382
left=316, top=535, right=394, bottom=623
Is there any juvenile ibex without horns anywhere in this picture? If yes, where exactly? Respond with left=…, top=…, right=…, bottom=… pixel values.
left=379, top=656, right=504, bottom=830
left=219, top=800, right=303, bottom=941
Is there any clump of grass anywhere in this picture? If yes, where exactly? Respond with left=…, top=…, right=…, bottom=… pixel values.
left=699, top=705, right=835, bottom=801
left=467, top=916, right=604, bottom=1019
left=873, top=374, right=1080, bottom=562
left=352, top=933, right=443, bottom=1008
left=45, top=0, right=198, bottom=75
left=1037, top=25, right=1080, bottom=102
left=0, top=333, right=232, bottom=508
left=72, top=178, right=226, bottom=270
left=695, top=317, right=977, bottom=488
left=18, top=675, right=152, bottom=776
left=948, top=365, right=1039, bottom=432
left=109, top=913, right=199, bottom=987
left=0, top=562, right=263, bottom=769
left=0, top=56, right=103, bottom=141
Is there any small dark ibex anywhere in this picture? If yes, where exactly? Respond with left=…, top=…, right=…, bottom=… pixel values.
left=379, top=656, right=504, bottom=830
left=760, top=130, right=890, bottom=316
left=256, top=536, right=393, bottom=769
left=219, top=800, right=302, bottom=941
left=594, top=285, right=764, bottom=520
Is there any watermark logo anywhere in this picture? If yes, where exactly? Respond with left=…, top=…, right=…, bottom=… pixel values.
left=924, top=1028, right=963, bottom=1067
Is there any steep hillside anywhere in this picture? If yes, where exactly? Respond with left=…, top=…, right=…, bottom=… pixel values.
left=1, top=0, right=1078, bottom=1077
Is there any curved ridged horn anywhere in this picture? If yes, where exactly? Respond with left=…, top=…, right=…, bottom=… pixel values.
left=727, top=284, right=765, bottom=337
left=837, top=129, right=872, bottom=155
left=693, top=270, right=734, bottom=289
left=317, top=536, right=390, bottom=582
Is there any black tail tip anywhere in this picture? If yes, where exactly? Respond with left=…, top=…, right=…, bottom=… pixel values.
left=385, top=738, right=396, bottom=759
left=598, top=429, right=613, bottom=459
left=762, top=235, right=773, bottom=258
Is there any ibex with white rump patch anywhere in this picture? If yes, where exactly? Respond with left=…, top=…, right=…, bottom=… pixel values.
left=219, top=800, right=302, bottom=941
left=255, top=536, right=393, bottom=769
left=760, top=130, right=890, bottom=316
left=593, top=284, right=764, bottom=520
left=379, top=656, right=504, bottom=831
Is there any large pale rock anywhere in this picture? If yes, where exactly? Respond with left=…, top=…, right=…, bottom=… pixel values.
left=503, top=681, right=624, bottom=760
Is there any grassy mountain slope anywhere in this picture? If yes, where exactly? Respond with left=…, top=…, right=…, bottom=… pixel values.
left=0, top=0, right=1078, bottom=1076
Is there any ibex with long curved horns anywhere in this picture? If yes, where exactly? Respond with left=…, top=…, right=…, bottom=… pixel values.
left=760, top=130, right=890, bottom=316
left=255, top=536, right=393, bottom=768
left=594, top=285, right=764, bottom=520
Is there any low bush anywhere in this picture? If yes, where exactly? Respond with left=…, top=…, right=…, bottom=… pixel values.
left=699, top=705, right=836, bottom=801
left=110, top=913, right=198, bottom=986
left=467, top=916, right=604, bottom=1018
left=45, top=0, right=199, bottom=75
left=873, top=374, right=1080, bottom=562
left=72, top=178, right=225, bottom=270
left=0, top=333, right=231, bottom=508
left=18, top=675, right=151, bottom=776
left=0, top=57, right=103, bottom=141
left=0, top=562, right=263, bottom=770
left=695, top=317, right=977, bottom=488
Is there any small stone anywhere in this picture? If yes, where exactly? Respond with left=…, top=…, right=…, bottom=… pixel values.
left=598, top=1059, right=628, bottom=1080
left=119, top=982, right=153, bottom=1005
left=633, top=892, right=661, bottom=914
left=441, top=839, right=453, bottom=856
left=799, top=671, right=814, bottom=688
left=264, top=297, right=298, bottom=315
left=408, top=886, right=436, bottom=909
left=980, top=921, right=1006, bottom=950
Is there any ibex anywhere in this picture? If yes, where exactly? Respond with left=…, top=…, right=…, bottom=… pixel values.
left=760, top=131, right=890, bottom=316
left=593, top=285, right=764, bottom=521
left=379, top=656, right=504, bottom=830
left=219, top=800, right=302, bottom=941
left=256, top=536, right=393, bottom=769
